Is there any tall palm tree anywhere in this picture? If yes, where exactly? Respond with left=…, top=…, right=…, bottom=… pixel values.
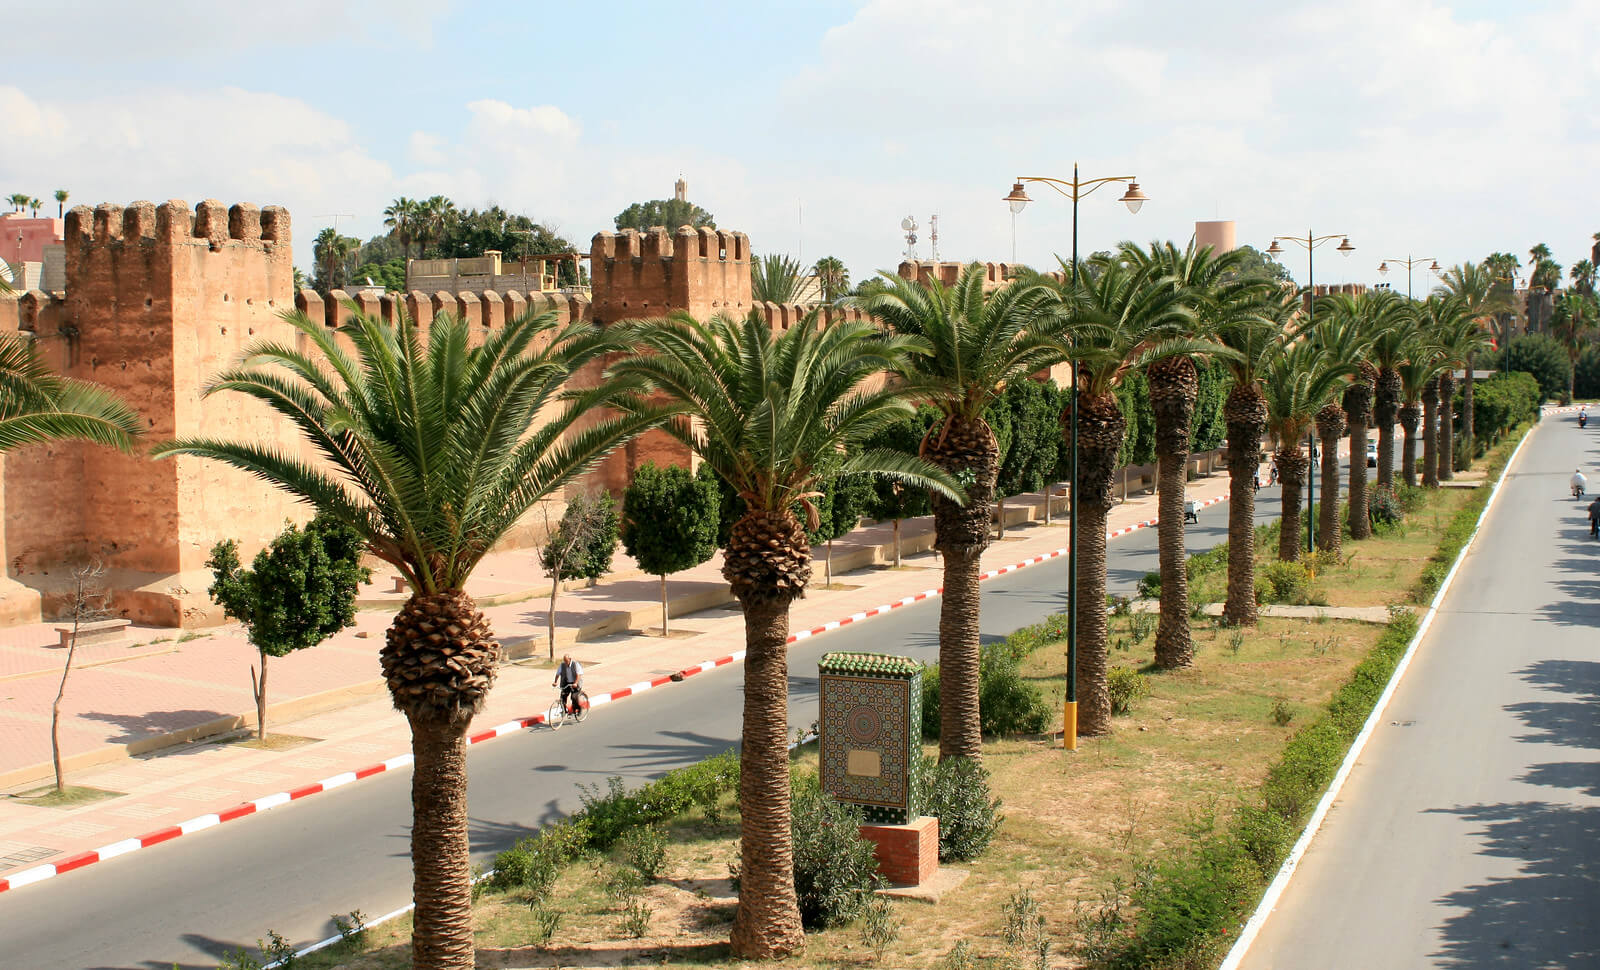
left=153, top=308, right=655, bottom=970
left=813, top=255, right=850, bottom=303
left=28, top=198, right=40, bottom=219
left=53, top=189, right=68, bottom=219
left=1435, top=263, right=1507, bottom=466
left=1363, top=291, right=1414, bottom=491
left=609, top=311, right=958, bottom=958
left=1116, top=240, right=1244, bottom=668
left=1309, top=301, right=1368, bottom=554
left=1, top=334, right=143, bottom=453
left=1571, top=259, right=1596, bottom=297
left=5, top=194, right=25, bottom=213
left=1263, top=339, right=1351, bottom=561
left=1215, top=288, right=1294, bottom=621
left=751, top=252, right=804, bottom=304
left=1320, top=294, right=1379, bottom=542
left=1550, top=290, right=1599, bottom=402
left=1034, top=255, right=1195, bottom=732
left=1394, top=335, right=1447, bottom=488
left=416, top=195, right=457, bottom=256
left=854, top=263, right=1057, bottom=759
left=384, top=197, right=418, bottom=259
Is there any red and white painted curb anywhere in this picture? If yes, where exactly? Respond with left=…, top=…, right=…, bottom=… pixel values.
left=0, top=490, right=1229, bottom=896
left=1544, top=404, right=1589, bottom=415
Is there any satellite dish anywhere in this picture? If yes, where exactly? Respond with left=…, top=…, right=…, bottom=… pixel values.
left=366, top=276, right=376, bottom=287
left=901, top=216, right=916, bottom=231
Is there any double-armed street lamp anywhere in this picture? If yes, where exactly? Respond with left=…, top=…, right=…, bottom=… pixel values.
left=1003, top=166, right=1148, bottom=752
left=1267, top=231, right=1356, bottom=554
left=1377, top=255, right=1442, bottom=300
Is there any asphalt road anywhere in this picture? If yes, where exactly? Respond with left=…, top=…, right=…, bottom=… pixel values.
left=0, top=478, right=1290, bottom=970
left=1239, top=414, right=1600, bottom=969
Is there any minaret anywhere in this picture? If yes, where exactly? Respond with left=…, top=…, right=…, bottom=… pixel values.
left=674, top=174, right=687, bottom=202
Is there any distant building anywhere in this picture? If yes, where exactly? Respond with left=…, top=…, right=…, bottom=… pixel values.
left=1, top=213, right=64, bottom=264
left=674, top=175, right=688, bottom=203
left=1194, top=220, right=1236, bottom=252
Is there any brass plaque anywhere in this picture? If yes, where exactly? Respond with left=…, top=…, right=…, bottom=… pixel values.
left=846, top=748, right=882, bottom=778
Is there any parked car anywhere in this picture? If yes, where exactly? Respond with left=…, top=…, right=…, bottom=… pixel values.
left=1366, top=440, right=1379, bottom=467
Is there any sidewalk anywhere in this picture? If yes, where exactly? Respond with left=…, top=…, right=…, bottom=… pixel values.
left=0, top=450, right=1276, bottom=891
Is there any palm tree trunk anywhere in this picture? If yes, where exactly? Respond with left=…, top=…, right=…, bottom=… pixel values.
left=1315, top=403, right=1346, bottom=556
left=1437, top=371, right=1456, bottom=482
left=1421, top=378, right=1439, bottom=488
left=1461, top=364, right=1476, bottom=466
left=927, top=415, right=997, bottom=763
left=729, top=593, right=805, bottom=959
left=1223, top=386, right=1267, bottom=625
left=1376, top=367, right=1401, bottom=490
left=1399, top=404, right=1420, bottom=488
left=407, top=716, right=475, bottom=970
left=1276, top=446, right=1307, bottom=562
left=1148, top=356, right=1197, bottom=670
left=1071, top=391, right=1125, bottom=737
left=1346, top=379, right=1375, bottom=541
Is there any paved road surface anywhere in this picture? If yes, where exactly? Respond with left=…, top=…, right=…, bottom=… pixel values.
left=1240, top=415, right=1600, bottom=969
left=0, top=481, right=1293, bottom=970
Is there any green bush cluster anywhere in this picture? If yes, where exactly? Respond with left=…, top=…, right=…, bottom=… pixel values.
left=1107, top=666, right=1152, bottom=715
left=1574, top=343, right=1600, bottom=399
left=790, top=775, right=885, bottom=928
left=1469, top=372, right=1540, bottom=453
left=922, top=755, right=1004, bottom=862
left=921, top=635, right=1052, bottom=740
left=1084, top=427, right=1533, bottom=970
left=1255, top=560, right=1312, bottom=605
left=1367, top=483, right=1404, bottom=528
left=1504, top=333, right=1569, bottom=403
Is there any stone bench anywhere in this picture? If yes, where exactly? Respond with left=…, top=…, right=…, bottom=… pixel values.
left=55, top=618, right=131, bottom=649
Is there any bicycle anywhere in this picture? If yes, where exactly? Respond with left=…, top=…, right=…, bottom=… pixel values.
left=546, top=687, right=589, bottom=730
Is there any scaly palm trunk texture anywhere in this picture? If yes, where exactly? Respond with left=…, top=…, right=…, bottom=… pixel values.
left=1421, top=377, right=1439, bottom=488
left=1437, top=371, right=1456, bottom=481
left=722, top=509, right=808, bottom=958
left=1224, top=385, right=1268, bottom=625
left=1275, top=446, right=1307, bottom=562
left=926, top=414, right=998, bottom=763
left=1375, top=367, right=1401, bottom=491
left=1070, top=392, right=1125, bottom=737
left=1399, top=404, right=1420, bottom=488
left=1460, top=366, right=1476, bottom=469
left=1315, top=403, right=1346, bottom=556
left=1148, top=356, right=1198, bottom=670
left=380, top=589, right=502, bottom=970
left=1345, top=377, right=1375, bottom=541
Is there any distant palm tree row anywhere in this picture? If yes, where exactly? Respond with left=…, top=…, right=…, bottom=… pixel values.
left=5, top=191, right=70, bottom=219
left=150, top=242, right=1521, bottom=967
left=381, top=195, right=460, bottom=259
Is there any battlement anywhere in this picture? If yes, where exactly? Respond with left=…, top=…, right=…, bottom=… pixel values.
left=294, top=287, right=593, bottom=333
left=589, top=226, right=751, bottom=323
left=751, top=301, right=875, bottom=332
left=896, top=260, right=1030, bottom=291
left=62, top=200, right=290, bottom=255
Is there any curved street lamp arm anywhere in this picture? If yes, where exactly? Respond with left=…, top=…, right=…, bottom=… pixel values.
left=1016, top=174, right=1138, bottom=202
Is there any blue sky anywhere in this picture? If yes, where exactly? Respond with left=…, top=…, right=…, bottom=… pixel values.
left=3, top=0, right=1596, bottom=288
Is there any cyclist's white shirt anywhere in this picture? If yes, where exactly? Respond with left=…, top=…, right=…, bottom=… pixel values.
left=556, top=660, right=583, bottom=685
left=1574, top=473, right=1588, bottom=489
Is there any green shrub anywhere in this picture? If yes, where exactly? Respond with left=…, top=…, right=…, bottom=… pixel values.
left=791, top=775, right=884, bottom=928
left=489, top=818, right=589, bottom=896
left=1137, top=571, right=1161, bottom=599
left=1258, top=560, right=1312, bottom=604
left=923, top=755, right=1003, bottom=862
left=1505, top=333, right=1569, bottom=402
left=618, top=823, right=668, bottom=880
left=1184, top=543, right=1228, bottom=583
left=1472, top=373, right=1540, bottom=447
left=922, top=642, right=1052, bottom=740
left=1367, top=483, right=1404, bottom=528
left=1107, top=666, right=1151, bottom=716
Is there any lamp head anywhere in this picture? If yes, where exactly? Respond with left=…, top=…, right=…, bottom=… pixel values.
left=1266, top=240, right=1284, bottom=258
left=1003, top=182, right=1031, bottom=215
left=1378, top=261, right=1390, bottom=276
left=1337, top=237, right=1355, bottom=256
left=1119, top=180, right=1148, bottom=214
left=1429, top=259, right=1441, bottom=272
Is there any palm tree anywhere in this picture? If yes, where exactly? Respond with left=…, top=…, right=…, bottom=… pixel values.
left=1571, top=259, right=1596, bottom=297
left=1435, top=263, right=1508, bottom=465
left=28, top=198, right=40, bottom=219
left=152, top=308, right=655, bottom=970
left=1034, top=255, right=1195, bottom=732
left=416, top=195, right=457, bottom=256
left=1117, top=240, right=1243, bottom=668
left=1263, top=339, right=1351, bottom=561
left=384, top=197, right=418, bottom=259
left=1, top=334, right=143, bottom=454
left=1362, top=291, right=1414, bottom=491
left=1394, top=335, right=1446, bottom=488
left=608, top=311, right=958, bottom=958
left=1309, top=301, right=1368, bottom=554
left=1214, top=287, right=1294, bottom=621
left=5, top=194, right=25, bottom=213
left=1550, top=290, right=1599, bottom=402
left=53, top=190, right=68, bottom=219
left=751, top=252, right=804, bottom=304
left=854, top=263, right=1057, bottom=759
left=813, top=255, right=850, bottom=303
left=1319, top=294, right=1379, bottom=542
left=313, top=228, right=359, bottom=292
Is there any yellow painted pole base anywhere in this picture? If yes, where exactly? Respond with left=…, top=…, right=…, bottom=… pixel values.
left=1063, top=700, right=1078, bottom=751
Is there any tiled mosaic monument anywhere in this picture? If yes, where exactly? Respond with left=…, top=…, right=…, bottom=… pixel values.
left=818, top=652, right=924, bottom=825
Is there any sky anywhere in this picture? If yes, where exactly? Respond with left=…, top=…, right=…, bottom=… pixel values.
left=2, top=0, right=1597, bottom=290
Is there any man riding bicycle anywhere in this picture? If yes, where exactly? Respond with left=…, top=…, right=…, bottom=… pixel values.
left=553, top=654, right=584, bottom=716
left=1573, top=469, right=1588, bottom=500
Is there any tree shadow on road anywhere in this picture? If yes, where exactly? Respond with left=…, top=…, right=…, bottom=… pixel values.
left=81, top=708, right=237, bottom=745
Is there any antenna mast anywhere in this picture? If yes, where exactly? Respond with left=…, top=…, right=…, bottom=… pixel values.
left=929, top=214, right=940, bottom=262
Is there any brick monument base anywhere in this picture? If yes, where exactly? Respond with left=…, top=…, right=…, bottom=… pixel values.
left=859, top=815, right=939, bottom=886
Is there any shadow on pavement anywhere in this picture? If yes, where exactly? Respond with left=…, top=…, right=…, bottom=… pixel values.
left=1507, top=659, right=1600, bottom=750
left=81, top=708, right=237, bottom=745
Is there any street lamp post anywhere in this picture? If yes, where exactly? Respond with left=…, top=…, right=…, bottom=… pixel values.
left=1377, top=255, right=1441, bottom=300
left=1267, top=231, right=1355, bottom=554
left=1003, top=166, right=1147, bottom=751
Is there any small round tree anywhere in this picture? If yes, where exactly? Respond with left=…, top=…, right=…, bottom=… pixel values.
left=861, top=411, right=935, bottom=567
left=207, top=515, right=370, bottom=740
left=812, top=471, right=873, bottom=585
left=539, top=491, right=620, bottom=657
left=620, top=462, right=720, bottom=635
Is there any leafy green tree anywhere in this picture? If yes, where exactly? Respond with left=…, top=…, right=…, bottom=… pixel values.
left=1506, top=332, right=1571, bottom=402
left=350, top=257, right=407, bottom=293
left=608, top=310, right=958, bottom=959
left=613, top=198, right=715, bottom=232
left=812, top=470, right=872, bottom=585
left=1436, top=261, right=1510, bottom=461
left=1549, top=290, right=1598, bottom=403
left=538, top=490, right=619, bottom=655
left=990, top=379, right=1060, bottom=538
left=860, top=410, right=935, bottom=566
left=751, top=252, right=805, bottom=304
left=813, top=256, right=850, bottom=303
left=1191, top=359, right=1228, bottom=453
left=1573, top=342, right=1600, bottom=398
left=154, top=306, right=657, bottom=970
left=433, top=206, right=577, bottom=281
left=207, top=516, right=369, bottom=740
left=621, top=462, right=720, bottom=635
left=1229, top=243, right=1295, bottom=284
